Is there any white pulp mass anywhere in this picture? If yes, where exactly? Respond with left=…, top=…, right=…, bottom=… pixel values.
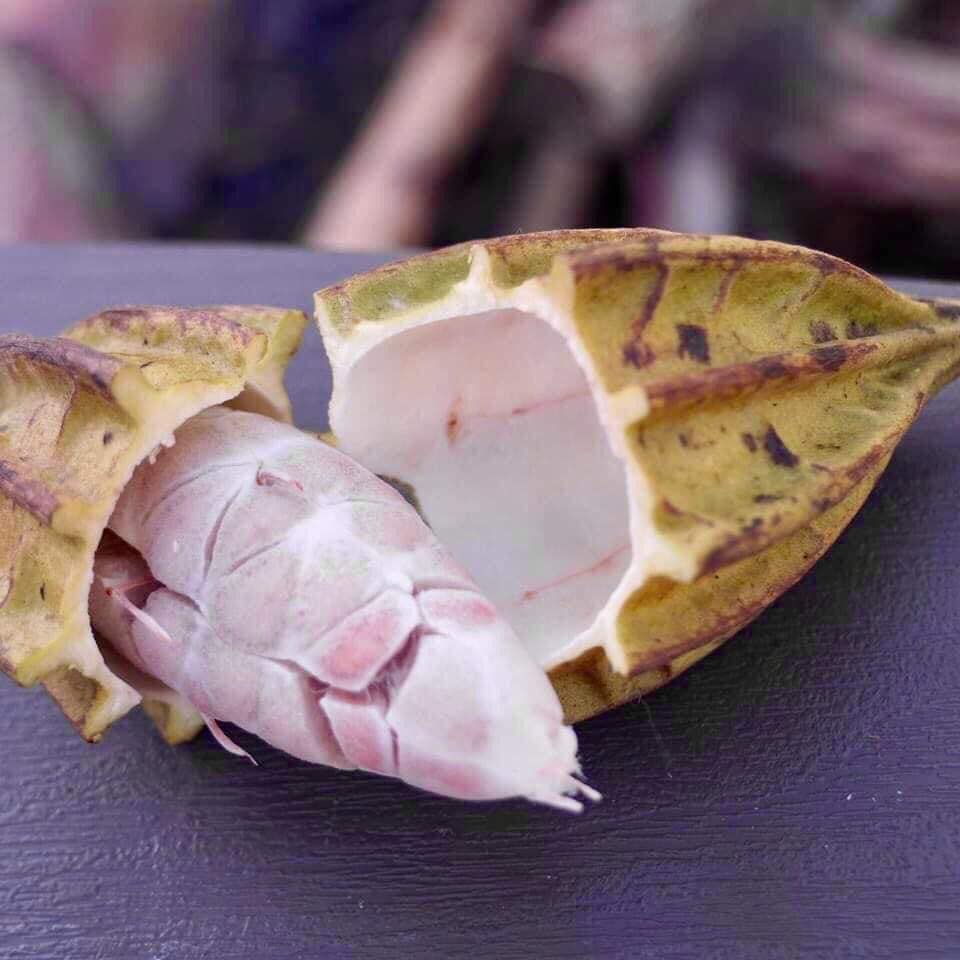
left=89, top=406, right=598, bottom=809
left=328, top=308, right=633, bottom=669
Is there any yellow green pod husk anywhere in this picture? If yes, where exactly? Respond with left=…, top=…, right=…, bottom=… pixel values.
left=0, top=306, right=304, bottom=740
left=316, top=230, right=960, bottom=721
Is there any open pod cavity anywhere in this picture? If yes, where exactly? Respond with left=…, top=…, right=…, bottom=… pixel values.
left=0, top=306, right=304, bottom=740
left=317, top=229, right=960, bottom=721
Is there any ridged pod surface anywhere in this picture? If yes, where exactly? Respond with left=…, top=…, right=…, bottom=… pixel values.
left=315, top=229, right=960, bottom=722
left=0, top=306, right=304, bottom=740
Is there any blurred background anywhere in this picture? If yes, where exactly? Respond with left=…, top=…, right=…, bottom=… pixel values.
left=1, top=0, right=959, bottom=277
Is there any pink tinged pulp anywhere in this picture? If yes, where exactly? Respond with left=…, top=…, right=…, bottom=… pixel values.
left=89, top=407, right=599, bottom=810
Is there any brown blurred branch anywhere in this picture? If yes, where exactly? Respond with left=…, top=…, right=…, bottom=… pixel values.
left=767, top=25, right=960, bottom=211
left=304, top=0, right=537, bottom=250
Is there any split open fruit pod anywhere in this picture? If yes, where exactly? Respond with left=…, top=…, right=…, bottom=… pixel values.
left=0, top=306, right=305, bottom=741
left=316, top=228, right=960, bottom=722
left=2, top=230, right=959, bottom=752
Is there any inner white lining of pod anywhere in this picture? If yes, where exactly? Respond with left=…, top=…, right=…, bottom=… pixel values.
left=330, top=293, right=646, bottom=670
left=324, top=246, right=700, bottom=672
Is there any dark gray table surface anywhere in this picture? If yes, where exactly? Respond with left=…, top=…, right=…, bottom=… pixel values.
left=1, top=244, right=958, bottom=960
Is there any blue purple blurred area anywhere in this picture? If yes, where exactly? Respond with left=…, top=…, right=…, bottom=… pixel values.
left=1, top=0, right=959, bottom=278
